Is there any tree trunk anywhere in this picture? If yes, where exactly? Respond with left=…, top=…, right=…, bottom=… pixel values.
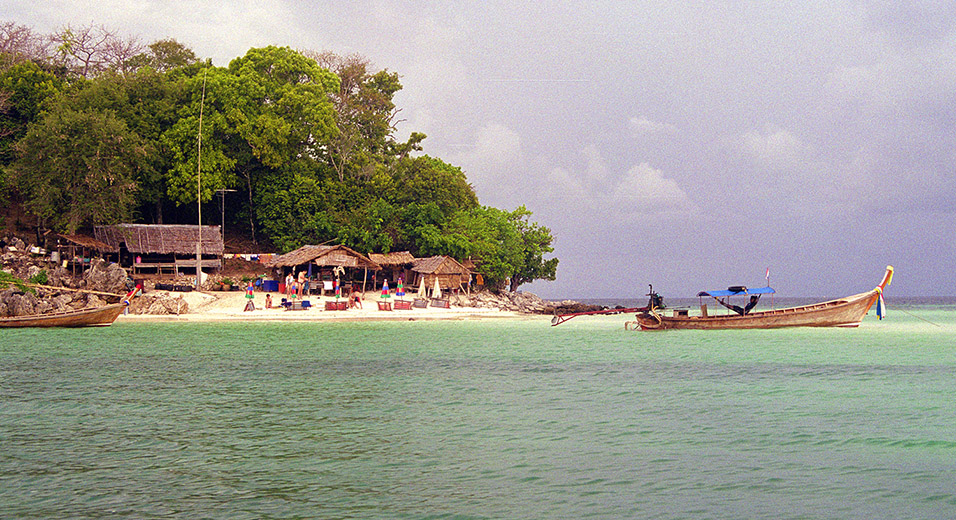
left=244, top=170, right=256, bottom=244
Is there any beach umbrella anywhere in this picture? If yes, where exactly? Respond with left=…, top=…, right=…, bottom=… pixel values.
left=432, top=277, right=442, bottom=299
left=334, top=279, right=341, bottom=299
left=381, top=279, right=390, bottom=299
left=396, top=277, right=405, bottom=300
left=417, top=277, right=426, bottom=298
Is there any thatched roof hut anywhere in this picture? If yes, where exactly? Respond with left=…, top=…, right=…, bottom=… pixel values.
left=411, top=255, right=471, bottom=290
left=55, top=234, right=119, bottom=276
left=58, top=233, right=117, bottom=253
left=94, top=224, right=224, bottom=275
left=368, top=251, right=416, bottom=285
left=268, top=244, right=379, bottom=270
left=368, top=251, right=416, bottom=266
left=95, top=224, right=223, bottom=256
left=268, top=244, right=380, bottom=293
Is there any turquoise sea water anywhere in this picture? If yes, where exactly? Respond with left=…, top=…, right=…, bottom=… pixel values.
left=2, top=301, right=956, bottom=519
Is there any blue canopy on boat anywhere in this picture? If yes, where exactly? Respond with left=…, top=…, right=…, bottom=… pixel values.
left=697, top=286, right=776, bottom=297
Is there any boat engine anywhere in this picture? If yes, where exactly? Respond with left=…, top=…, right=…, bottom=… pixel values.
left=646, top=285, right=665, bottom=310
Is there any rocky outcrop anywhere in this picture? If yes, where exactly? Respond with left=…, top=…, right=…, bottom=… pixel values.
left=457, top=290, right=603, bottom=315
left=0, top=288, right=39, bottom=317
left=127, top=294, right=189, bottom=315
left=82, top=259, right=130, bottom=294
left=2, top=236, right=159, bottom=316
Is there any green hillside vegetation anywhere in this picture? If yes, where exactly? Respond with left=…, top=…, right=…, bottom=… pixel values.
left=0, top=22, right=557, bottom=292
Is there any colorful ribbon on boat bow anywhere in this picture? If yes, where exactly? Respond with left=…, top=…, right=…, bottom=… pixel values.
left=875, top=287, right=886, bottom=320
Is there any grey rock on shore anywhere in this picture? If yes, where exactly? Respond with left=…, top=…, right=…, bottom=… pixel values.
left=458, top=290, right=602, bottom=315
left=2, top=237, right=187, bottom=317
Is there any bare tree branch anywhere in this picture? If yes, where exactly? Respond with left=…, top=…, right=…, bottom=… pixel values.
left=50, top=23, right=143, bottom=78
left=0, top=21, right=50, bottom=64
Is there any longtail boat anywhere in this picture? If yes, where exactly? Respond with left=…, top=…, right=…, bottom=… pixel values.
left=630, top=266, right=893, bottom=331
left=0, top=303, right=126, bottom=328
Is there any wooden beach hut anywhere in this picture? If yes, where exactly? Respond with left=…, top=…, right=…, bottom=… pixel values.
left=411, top=256, right=471, bottom=294
left=94, top=224, right=224, bottom=276
left=368, top=251, right=416, bottom=287
left=55, top=234, right=119, bottom=276
left=267, top=244, right=380, bottom=294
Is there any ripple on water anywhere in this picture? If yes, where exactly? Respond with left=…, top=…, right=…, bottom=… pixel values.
left=1, top=319, right=956, bottom=518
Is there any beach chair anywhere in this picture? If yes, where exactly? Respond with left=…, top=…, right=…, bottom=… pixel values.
left=325, top=300, right=348, bottom=311
left=377, top=301, right=393, bottom=311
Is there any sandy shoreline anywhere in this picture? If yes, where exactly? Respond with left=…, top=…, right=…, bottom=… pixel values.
left=117, top=289, right=539, bottom=323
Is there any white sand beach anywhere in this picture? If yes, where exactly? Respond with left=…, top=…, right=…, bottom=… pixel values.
left=117, top=289, right=531, bottom=323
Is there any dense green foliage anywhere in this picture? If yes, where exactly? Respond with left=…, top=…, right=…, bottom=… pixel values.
left=10, top=104, right=144, bottom=233
left=0, top=22, right=558, bottom=291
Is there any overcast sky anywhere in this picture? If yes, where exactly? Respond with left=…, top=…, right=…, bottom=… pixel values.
left=5, top=1, right=955, bottom=299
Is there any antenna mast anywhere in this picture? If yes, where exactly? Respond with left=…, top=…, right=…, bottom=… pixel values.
left=195, top=68, right=207, bottom=290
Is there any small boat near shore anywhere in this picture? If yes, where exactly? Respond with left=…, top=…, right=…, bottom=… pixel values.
left=0, top=303, right=126, bottom=328
left=631, top=266, right=894, bottom=330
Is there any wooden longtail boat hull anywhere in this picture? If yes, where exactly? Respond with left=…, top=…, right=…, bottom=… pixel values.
left=634, top=266, right=893, bottom=331
left=0, top=303, right=125, bottom=328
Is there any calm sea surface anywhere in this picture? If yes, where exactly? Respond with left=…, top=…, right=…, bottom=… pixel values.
left=2, top=300, right=956, bottom=519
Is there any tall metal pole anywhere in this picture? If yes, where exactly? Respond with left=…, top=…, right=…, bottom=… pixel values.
left=196, top=68, right=207, bottom=290
left=217, top=189, right=235, bottom=248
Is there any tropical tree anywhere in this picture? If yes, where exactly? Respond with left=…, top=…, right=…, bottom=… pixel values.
left=506, top=206, right=558, bottom=291
left=417, top=205, right=556, bottom=291
left=306, top=51, right=402, bottom=180
left=392, top=155, right=479, bottom=216
left=126, top=38, right=198, bottom=73
left=229, top=46, right=339, bottom=241
left=10, top=104, right=144, bottom=233
left=161, top=66, right=239, bottom=208
left=0, top=60, right=63, bottom=166
left=55, top=65, right=189, bottom=223
left=255, top=167, right=337, bottom=252
left=163, top=47, right=340, bottom=243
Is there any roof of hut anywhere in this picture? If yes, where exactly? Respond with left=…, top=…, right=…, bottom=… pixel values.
left=58, top=233, right=117, bottom=253
left=94, top=224, right=224, bottom=256
left=411, top=255, right=470, bottom=275
left=368, top=251, right=416, bottom=266
left=268, top=244, right=380, bottom=269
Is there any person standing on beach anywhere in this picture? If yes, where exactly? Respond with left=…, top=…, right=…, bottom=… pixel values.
left=297, top=271, right=306, bottom=298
